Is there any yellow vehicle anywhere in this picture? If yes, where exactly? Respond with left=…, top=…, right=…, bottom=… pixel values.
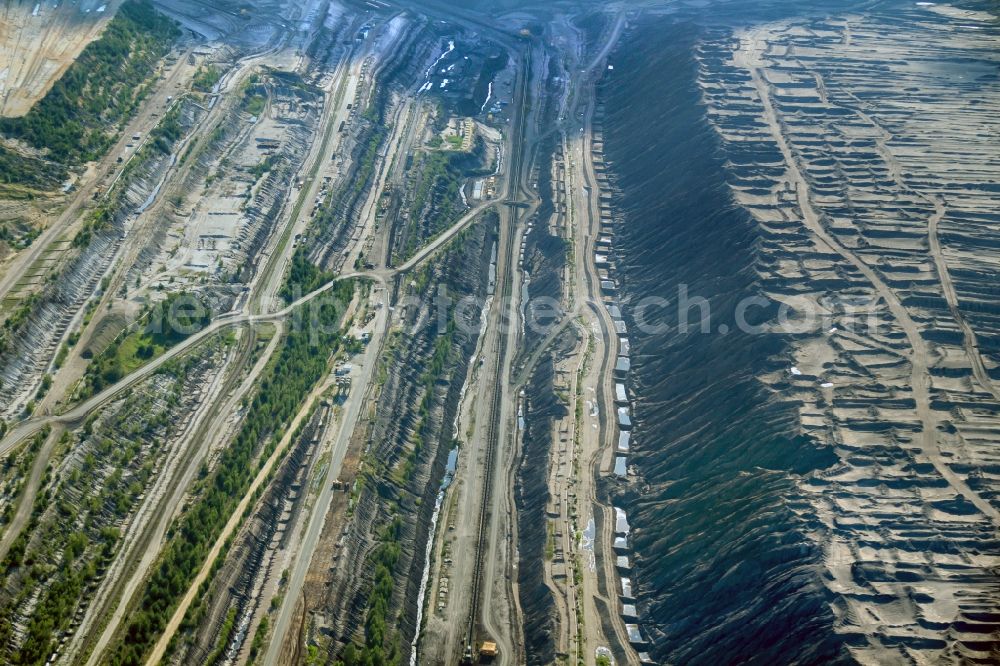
left=480, top=641, right=498, bottom=659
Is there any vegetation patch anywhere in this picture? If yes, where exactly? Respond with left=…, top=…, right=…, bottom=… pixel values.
left=192, top=65, right=222, bottom=93
left=279, top=247, right=334, bottom=303
left=0, top=145, right=63, bottom=189
left=0, top=218, right=42, bottom=252
left=72, top=205, right=113, bottom=248
left=336, top=517, right=403, bottom=666
left=0, top=0, right=179, bottom=182
left=396, top=149, right=480, bottom=262
left=0, top=349, right=213, bottom=665
left=105, top=281, right=353, bottom=666
left=395, top=318, right=457, bottom=484
left=0, top=293, right=40, bottom=357
left=244, top=94, right=266, bottom=117
left=79, top=291, right=211, bottom=397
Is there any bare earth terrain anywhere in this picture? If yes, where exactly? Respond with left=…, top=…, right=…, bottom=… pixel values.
left=702, top=6, right=1000, bottom=662
left=0, top=1, right=996, bottom=665
left=0, top=0, right=121, bottom=117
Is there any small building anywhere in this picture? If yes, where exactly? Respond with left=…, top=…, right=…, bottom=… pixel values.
left=617, top=430, right=631, bottom=452
left=615, top=507, right=630, bottom=535
left=616, top=555, right=631, bottom=571
left=615, top=383, right=628, bottom=405
left=613, top=535, right=629, bottom=552
left=608, top=304, right=623, bottom=320
left=613, top=456, right=627, bottom=477
left=620, top=577, right=634, bottom=600
left=614, top=356, right=631, bottom=378
left=480, top=641, right=498, bottom=658
left=614, top=320, right=628, bottom=335
left=622, top=603, right=639, bottom=620
left=625, top=624, right=647, bottom=645
left=617, top=406, right=632, bottom=430
left=619, top=337, right=630, bottom=356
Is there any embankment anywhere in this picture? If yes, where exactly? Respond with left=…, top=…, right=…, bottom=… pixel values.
left=600, top=18, right=845, bottom=665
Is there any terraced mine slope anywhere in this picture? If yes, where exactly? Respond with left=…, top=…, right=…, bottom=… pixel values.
left=598, top=1, right=999, bottom=664
left=0, top=0, right=121, bottom=118
left=0, top=0, right=996, bottom=665
left=701, top=6, right=1000, bottom=661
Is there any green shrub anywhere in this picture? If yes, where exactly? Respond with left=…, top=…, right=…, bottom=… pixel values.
left=0, top=0, right=178, bottom=180
left=105, top=282, right=354, bottom=666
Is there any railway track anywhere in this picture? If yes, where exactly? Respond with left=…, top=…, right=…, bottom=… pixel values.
left=464, top=48, right=532, bottom=662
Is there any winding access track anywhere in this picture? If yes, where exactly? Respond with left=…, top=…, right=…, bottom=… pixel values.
left=739, top=39, right=1000, bottom=524
left=0, top=175, right=497, bottom=461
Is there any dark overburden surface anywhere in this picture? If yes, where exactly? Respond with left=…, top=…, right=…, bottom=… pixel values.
left=516, top=352, right=565, bottom=665
left=602, top=19, right=847, bottom=665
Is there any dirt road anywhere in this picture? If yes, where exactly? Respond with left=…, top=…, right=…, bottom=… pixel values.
left=263, top=288, right=388, bottom=665
left=739, top=39, right=999, bottom=524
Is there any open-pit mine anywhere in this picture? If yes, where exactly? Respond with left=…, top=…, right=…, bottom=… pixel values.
left=0, top=0, right=996, bottom=665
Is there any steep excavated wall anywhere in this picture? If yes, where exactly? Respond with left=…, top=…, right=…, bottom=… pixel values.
left=318, top=220, right=496, bottom=664
left=0, top=0, right=120, bottom=118
left=0, top=99, right=204, bottom=418
left=515, top=339, right=572, bottom=664
left=600, top=19, right=844, bottom=665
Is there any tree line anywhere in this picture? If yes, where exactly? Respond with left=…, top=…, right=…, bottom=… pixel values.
left=0, top=0, right=178, bottom=184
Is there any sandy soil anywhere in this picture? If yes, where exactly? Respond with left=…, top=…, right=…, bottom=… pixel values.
left=0, top=0, right=121, bottom=118
left=702, top=7, right=1000, bottom=662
